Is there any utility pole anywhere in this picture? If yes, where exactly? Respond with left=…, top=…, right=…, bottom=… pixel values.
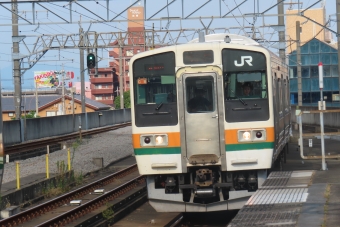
left=152, top=23, right=154, bottom=50
left=80, top=27, right=86, bottom=113
left=35, top=82, right=38, bottom=116
left=119, top=32, right=124, bottom=109
left=12, top=0, right=21, bottom=119
left=337, top=0, right=340, bottom=95
left=278, top=0, right=286, bottom=63
left=296, top=21, right=302, bottom=107
left=95, top=32, right=98, bottom=77
left=62, top=64, right=65, bottom=115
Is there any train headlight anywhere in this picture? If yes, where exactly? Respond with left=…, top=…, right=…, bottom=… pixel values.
left=243, top=132, right=251, bottom=140
left=140, top=134, right=168, bottom=147
left=155, top=136, right=164, bottom=145
left=238, top=129, right=266, bottom=142
left=238, top=130, right=251, bottom=142
left=154, top=134, right=168, bottom=146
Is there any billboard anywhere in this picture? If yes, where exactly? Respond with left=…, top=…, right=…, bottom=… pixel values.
left=34, top=71, right=74, bottom=88
left=34, top=71, right=60, bottom=88
left=128, top=6, right=144, bottom=28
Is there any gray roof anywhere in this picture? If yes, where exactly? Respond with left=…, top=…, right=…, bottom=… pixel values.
left=1, top=94, right=112, bottom=112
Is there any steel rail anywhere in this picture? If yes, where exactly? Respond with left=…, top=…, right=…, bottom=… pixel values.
left=4, top=122, right=131, bottom=155
left=0, top=164, right=139, bottom=227
left=36, top=175, right=145, bottom=227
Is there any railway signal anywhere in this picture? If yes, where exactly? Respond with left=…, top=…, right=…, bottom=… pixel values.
left=87, top=53, right=96, bottom=69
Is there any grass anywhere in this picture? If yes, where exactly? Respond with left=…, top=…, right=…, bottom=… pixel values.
left=322, top=183, right=331, bottom=227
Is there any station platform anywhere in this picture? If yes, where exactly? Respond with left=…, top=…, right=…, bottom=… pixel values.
left=228, top=129, right=340, bottom=227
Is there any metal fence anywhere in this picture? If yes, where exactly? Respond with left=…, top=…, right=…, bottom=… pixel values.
left=3, top=109, right=131, bottom=146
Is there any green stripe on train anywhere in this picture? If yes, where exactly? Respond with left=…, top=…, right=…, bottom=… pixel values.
left=226, top=142, right=274, bottom=151
left=134, top=147, right=181, bottom=155
left=134, top=142, right=274, bottom=155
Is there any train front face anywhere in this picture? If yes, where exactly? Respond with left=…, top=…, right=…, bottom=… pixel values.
left=131, top=44, right=274, bottom=212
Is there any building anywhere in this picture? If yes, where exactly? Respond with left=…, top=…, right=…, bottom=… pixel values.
left=74, top=81, right=92, bottom=99
left=89, top=6, right=145, bottom=106
left=286, top=6, right=332, bottom=54
left=89, top=67, right=118, bottom=106
left=286, top=5, right=339, bottom=106
left=1, top=90, right=112, bottom=121
left=288, top=38, right=339, bottom=106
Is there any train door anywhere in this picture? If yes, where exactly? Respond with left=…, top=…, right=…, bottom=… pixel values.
left=182, top=73, right=220, bottom=164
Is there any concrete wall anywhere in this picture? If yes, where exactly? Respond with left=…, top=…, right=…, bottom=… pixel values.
left=5, top=106, right=340, bottom=146
left=3, top=109, right=131, bottom=146
left=291, top=105, right=340, bottom=128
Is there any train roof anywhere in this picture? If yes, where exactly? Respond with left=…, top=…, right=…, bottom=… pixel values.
left=189, top=33, right=260, bottom=46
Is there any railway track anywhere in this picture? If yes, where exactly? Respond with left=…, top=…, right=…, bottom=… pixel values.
left=4, top=122, right=131, bottom=155
left=0, top=163, right=145, bottom=227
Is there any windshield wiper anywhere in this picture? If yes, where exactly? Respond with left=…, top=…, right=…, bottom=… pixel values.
left=238, top=97, right=247, bottom=106
left=155, top=102, right=163, bottom=110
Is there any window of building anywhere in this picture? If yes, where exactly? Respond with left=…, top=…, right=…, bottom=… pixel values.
left=331, top=54, right=338, bottom=64
left=302, top=92, right=311, bottom=104
left=323, top=91, right=332, bottom=103
left=332, top=78, right=339, bottom=90
left=310, top=40, right=319, bottom=53
left=302, top=67, right=309, bottom=78
left=290, top=78, right=297, bottom=92
left=8, top=113, right=14, bottom=117
left=301, top=55, right=309, bottom=65
left=105, top=74, right=107, bottom=77
left=290, top=93, right=297, bottom=104
left=95, top=96, right=103, bottom=100
left=301, top=44, right=309, bottom=54
left=289, top=67, right=297, bottom=78
left=323, top=65, right=331, bottom=77
left=302, top=78, right=311, bottom=92
left=311, top=78, right=320, bottom=91
left=324, top=78, right=333, bottom=91
left=289, top=54, right=296, bottom=66
left=46, top=111, right=56, bottom=116
left=311, top=92, right=321, bottom=103
left=321, top=54, right=331, bottom=65
left=320, top=43, right=331, bottom=53
left=309, top=54, right=319, bottom=65
left=310, top=66, right=318, bottom=77
left=331, top=65, right=338, bottom=77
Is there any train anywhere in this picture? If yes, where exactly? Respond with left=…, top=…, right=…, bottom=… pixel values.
left=129, top=33, right=291, bottom=212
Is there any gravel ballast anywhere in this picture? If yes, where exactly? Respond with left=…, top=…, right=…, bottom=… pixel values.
left=2, top=126, right=134, bottom=184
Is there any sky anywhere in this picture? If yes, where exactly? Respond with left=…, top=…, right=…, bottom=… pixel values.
left=0, top=0, right=337, bottom=90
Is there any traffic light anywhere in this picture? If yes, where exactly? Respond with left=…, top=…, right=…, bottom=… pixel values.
left=87, top=53, right=96, bottom=69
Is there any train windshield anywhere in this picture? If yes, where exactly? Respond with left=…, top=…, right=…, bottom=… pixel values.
left=222, top=48, right=267, bottom=100
left=224, top=72, right=267, bottom=99
left=132, top=52, right=176, bottom=105
left=222, top=48, right=269, bottom=122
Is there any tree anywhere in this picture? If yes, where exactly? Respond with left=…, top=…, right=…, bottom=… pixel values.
left=11, top=111, right=40, bottom=120
left=22, top=111, right=40, bottom=119
left=114, top=91, right=130, bottom=109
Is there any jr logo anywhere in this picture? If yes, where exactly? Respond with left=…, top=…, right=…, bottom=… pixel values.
left=234, top=56, right=253, bottom=67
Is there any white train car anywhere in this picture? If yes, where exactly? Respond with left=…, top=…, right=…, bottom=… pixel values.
left=129, top=34, right=290, bottom=212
